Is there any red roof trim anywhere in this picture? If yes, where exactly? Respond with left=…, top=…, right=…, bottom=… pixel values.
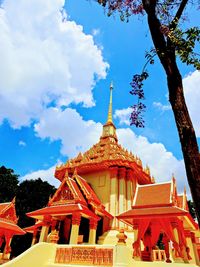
left=0, top=219, right=25, bottom=235
left=132, top=203, right=173, bottom=209
left=27, top=204, right=99, bottom=220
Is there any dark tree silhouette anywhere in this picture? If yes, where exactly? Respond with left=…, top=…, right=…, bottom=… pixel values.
left=0, top=166, right=56, bottom=256
left=0, top=166, right=19, bottom=202
left=11, top=178, right=56, bottom=256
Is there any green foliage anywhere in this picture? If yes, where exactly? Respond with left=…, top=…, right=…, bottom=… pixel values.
left=169, top=27, right=200, bottom=69
left=11, top=178, right=56, bottom=256
left=0, top=166, right=19, bottom=202
left=187, top=200, right=197, bottom=220
left=0, top=166, right=56, bottom=257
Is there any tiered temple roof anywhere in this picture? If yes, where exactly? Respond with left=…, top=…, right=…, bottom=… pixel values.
left=55, top=83, right=154, bottom=185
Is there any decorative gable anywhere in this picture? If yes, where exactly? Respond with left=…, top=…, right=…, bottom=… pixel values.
left=0, top=199, right=18, bottom=224
left=48, top=173, right=87, bottom=207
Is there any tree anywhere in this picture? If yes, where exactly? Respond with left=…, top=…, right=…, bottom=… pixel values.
left=0, top=166, right=19, bottom=202
left=93, top=0, right=200, bottom=225
left=12, top=178, right=56, bottom=256
left=188, top=200, right=197, bottom=220
left=0, top=166, right=56, bottom=256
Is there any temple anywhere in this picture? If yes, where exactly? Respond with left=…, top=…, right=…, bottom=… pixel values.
left=2, top=84, right=200, bottom=267
left=0, top=198, right=25, bottom=263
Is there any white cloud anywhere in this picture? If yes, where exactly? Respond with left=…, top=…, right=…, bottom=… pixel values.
left=0, top=0, right=108, bottom=128
left=34, top=107, right=102, bottom=157
left=114, top=107, right=132, bottom=126
left=153, top=101, right=171, bottom=111
left=183, top=70, right=200, bottom=136
left=92, top=28, right=100, bottom=36
left=20, top=164, right=60, bottom=188
left=117, top=128, right=188, bottom=193
left=18, top=140, right=26, bottom=147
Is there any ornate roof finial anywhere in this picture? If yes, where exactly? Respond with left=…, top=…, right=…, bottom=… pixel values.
left=64, top=170, right=68, bottom=180
left=73, top=168, right=78, bottom=178
left=184, top=186, right=186, bottom=195
left=101, top=82, right=118, bottom=142
left=107, top=81, right=113, bottom=124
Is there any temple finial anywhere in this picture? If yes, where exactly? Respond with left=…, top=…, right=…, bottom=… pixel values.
left=101, top=81, right=118, bottom=142
left=107, top=81, right=113, bottom=124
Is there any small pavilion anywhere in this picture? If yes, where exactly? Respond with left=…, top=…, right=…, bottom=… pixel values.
left=25, top=171, right=113, bottom=246
left=0, top=198, right=25, bottom=262
left=117, top=177, right=199, bottom=264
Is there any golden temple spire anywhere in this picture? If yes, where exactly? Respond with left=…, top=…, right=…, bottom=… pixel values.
left=101, top=82, right=118, bottom=142
left=107, top=81, right=113, bottom=124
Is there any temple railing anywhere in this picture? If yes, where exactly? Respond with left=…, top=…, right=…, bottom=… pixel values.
left=55, top=245, right=114, bottom=266
left=152, top=250, right=166, bottom=261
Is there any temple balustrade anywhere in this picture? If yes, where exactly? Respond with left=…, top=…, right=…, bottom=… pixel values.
left=55, top=245, right=114, bottom=266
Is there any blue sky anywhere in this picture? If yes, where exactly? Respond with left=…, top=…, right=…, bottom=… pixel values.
left=0, top=0, right=199, bottom=193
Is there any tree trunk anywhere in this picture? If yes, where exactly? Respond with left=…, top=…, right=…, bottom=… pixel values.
left=167, top=71, right=200, bottom=225
left=144, top=2, right=200, bottom=225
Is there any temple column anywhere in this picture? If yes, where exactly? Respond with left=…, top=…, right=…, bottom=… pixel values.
left=69, top=213, right=81, bottom=244
left=89, top=218, right=98, bottom=244
left=109, top=167, right=118, bottom=229
left=118, top=167, right=126, bottom=229
left=31, top=229, right=38, bottom=246
left=49, top=220, right=59, bottom=244
left=39, top=222, right=50, bottom=243
left=126, top=169, right=133, bottom=210
left=3, top=234, right=12, bottom=260
left=190, top=232, right=200, bottom=265
left=132, top=223, right=141, bottom=261
left=171, top=221, right=183, bottom=263
left=184, top=230, right=196, bottom=264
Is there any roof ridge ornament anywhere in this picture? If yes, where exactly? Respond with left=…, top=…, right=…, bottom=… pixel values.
left=72, top=168, right=78, bottom=178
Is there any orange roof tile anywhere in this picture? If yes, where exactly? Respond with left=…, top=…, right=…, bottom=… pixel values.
left=27, top=204, right=99, bottom=220
left=118, top=206, right=187, bottom=219
left=75, top=175, right=102, bottom=207
left=24, top=221, right=44, bottom=233
left=0, top=219, right=25, bottom=235
left=134, top=182, right=172, bottom=207
left=74, top=175, right=113, bottom=219
left=0, top=203, right=10, bottom=213
left=55, top=137, right=152, bottom=185
left=177, top=195, right=184, bottom=208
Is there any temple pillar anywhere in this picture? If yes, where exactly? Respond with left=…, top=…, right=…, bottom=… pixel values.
left=132, top=223, right=141, bottom=261
left=39, top=224, right=49, bottom=243
left=3, top=234, right=12, bottom=260
left=171, top=222, right=183, bottom=263
left=126, top=169, right=133, bottom=210
left=89, top=218, right=98, bottom=244
left=118, top=167, right=126, bottom=229
left=48, top=220, right=59, bottom=244
left=190, top=232, right=200, bottom=265
left=109, top=167, right=118, bottom=228
left=184, top=230, right=196, bottom=264
left=31, top=229, right=38, bottom=246
left=69, top=213, right=81, bottom=244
